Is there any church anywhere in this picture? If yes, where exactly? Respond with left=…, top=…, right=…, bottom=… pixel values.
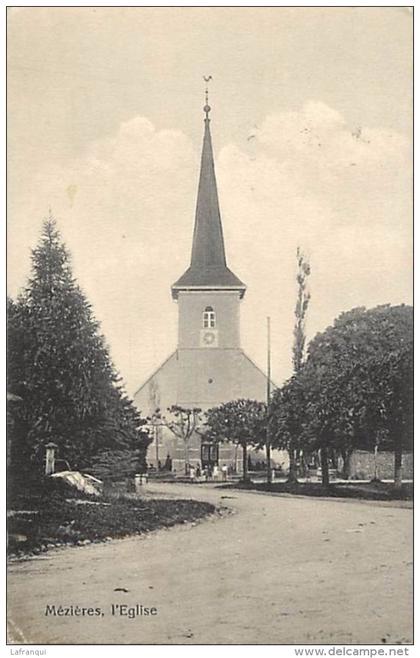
left=134, top=93, right=270, bottom=474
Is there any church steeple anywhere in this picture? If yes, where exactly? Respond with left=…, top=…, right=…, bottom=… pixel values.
left=171, top=82, right=246, bottom=300
left=190, top=99, right=227, bottom=270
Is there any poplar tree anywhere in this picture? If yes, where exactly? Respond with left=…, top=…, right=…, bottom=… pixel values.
left=288, top=247, right=311, bottom=482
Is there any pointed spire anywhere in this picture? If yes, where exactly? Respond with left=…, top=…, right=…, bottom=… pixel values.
left=172, top=80, right=246, bottom=299
left=190, top=93, right=226, bottom=269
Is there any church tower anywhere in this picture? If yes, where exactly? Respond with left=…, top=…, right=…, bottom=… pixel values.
left=171, top=94, right=247, bottom=414
left=134, top=86, right=269, bottom=472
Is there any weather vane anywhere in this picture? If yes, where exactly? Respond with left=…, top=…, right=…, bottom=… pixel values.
left=203, top=75, right=212, bottom=119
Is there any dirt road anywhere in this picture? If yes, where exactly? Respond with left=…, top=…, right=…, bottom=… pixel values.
left=7, top=483, right=413, bottom=644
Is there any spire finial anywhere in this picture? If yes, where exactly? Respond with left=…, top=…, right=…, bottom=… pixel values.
left=203, top=75, right=212, bottom=121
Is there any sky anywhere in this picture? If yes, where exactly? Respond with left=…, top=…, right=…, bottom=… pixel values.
left=7, top=7, right=413, bottom=398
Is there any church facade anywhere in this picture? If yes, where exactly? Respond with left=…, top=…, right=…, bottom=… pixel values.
left=134, top=98, right=269, bottom=473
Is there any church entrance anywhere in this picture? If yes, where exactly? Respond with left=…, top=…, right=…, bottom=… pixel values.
left=201, top=442, right=219, bottom=469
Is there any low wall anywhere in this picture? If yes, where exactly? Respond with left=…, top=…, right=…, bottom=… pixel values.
left=348, top=450, right=413, bottom=480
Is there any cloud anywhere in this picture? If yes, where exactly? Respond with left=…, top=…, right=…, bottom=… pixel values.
left=8, top=102, right=412, bottom=394
left=218, top=99, right=411, bottom=279
left=216, top=101, right=411, bottom=381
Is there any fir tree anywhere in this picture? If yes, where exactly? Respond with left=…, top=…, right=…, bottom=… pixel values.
left=7, top=216, right=150, bottom=477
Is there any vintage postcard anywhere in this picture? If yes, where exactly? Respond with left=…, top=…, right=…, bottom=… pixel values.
left=6, top=6, right=413, bottom=652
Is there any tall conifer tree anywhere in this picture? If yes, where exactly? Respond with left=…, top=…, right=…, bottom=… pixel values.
left=7, top=217, right=149, bottom=476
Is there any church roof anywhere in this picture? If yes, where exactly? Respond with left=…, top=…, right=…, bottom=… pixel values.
left=172, top=101, right=246, bottom=299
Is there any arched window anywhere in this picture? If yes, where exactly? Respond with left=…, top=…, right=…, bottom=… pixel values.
left=203, top=306, right=216, bottom=328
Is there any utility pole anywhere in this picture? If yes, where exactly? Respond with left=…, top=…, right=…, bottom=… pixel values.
left=266, top=316, right=272, bottom=484
left=155, top=423, right=159, bottom=469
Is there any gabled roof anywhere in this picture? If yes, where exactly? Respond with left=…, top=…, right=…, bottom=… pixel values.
left=173, top=264, right=246, bottom=290
left=172, top=108, right=246, bottom=299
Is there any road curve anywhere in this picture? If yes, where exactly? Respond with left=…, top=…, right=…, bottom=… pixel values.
left=7, top=482, right=413, bottom=644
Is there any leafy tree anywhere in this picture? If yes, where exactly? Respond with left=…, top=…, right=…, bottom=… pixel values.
left=304, top=304, right=413, bottom=485
left=270, top=368, right=343, bottom=486
left=270, top=304, right=413, bottom=487
left=7, top=217, right=150, bottom=479
left=204, top=399, right=267, bottom=481
left=269, top=374, right=308, bottom=475
left=301, top=366, right=357, bottom=485
left=362, top=341, right=413, bottom=486
left=163, top=405, right=202, bottom=474
left=307, top=305, right=412, bottom=378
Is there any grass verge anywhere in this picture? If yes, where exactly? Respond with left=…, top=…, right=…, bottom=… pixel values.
left=227, top=479, right=413, bottom=501
left=8, top=490, right=215, bottom=558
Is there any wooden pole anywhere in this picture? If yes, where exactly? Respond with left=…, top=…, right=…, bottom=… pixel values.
left=266, top=316, right=272, bottom=484
left=45, top=442, right=57, bottom=476
left=155, top=423, right=159, bottom=469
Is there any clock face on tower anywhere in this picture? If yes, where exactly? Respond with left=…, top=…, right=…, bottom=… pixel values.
left=203, top=331, right=215, bottom=345
left=200, top=329, right=218, bottom=348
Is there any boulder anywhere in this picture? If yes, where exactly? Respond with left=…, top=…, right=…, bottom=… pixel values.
left=50, top=470, right=103, bottom=497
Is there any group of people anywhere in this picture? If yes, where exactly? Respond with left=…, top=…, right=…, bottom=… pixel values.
left=186, top=463, right=229, bottom=482
left=252, top=459, right=267, bottom=471
left=147, top=454, right=173, bottom=472
left=147, top=455, right=236, bottom=482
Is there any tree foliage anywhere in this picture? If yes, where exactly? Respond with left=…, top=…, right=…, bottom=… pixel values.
left=89, top=449, right=145, bottom=482
left=269, top=375, right=307, bottom=453
left=286, top=247, right=311, bottom=482
left=7, top=218, right=150, bottom=478
left=270, top=304, right=413, bottom=486
left=204, top=399, right=267, bottom=480
left=164, top=405, right=202, bottom=443
left=362, top=339, right=413, bottom=485
left=303, top=304, right=413, bottom=455
left=162, top=405, right=202, bottom=473
left=292, top=247, right=311, bottom=373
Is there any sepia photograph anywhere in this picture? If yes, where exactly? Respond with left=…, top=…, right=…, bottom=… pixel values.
left=6, top=5, right=413, bottom=649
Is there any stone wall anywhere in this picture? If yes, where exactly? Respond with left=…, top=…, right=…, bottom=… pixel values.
left=348, top=450, right=413, bottom=480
